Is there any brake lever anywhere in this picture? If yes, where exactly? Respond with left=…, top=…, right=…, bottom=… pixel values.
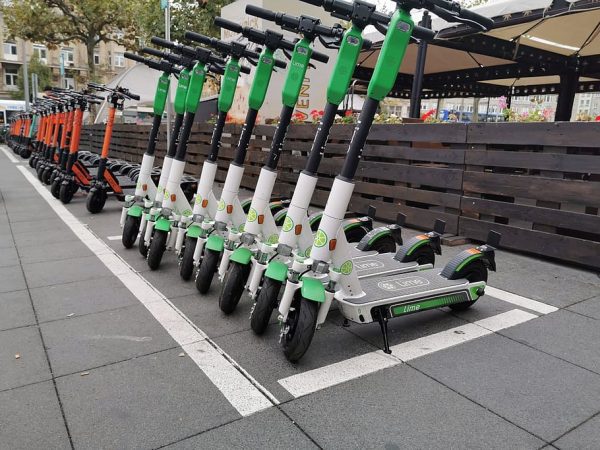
left=318, top=34, right=341, bottom=50
left=282, top=49, right=293, bottom=61
left=246, top=57, right=258, bottom=67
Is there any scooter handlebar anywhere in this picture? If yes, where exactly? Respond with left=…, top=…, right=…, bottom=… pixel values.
left=214, top=17, right=243, bottom=34
left=150, top=36, right=175, bottom=49
left=426, top=0, right=494, bottom=30
left=245, top=4, right=277, bottom=22
left=124, top=52, right=149, bottom=65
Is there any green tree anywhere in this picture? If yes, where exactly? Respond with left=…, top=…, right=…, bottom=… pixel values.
left=12, top=54, right=53, bottom=101
left=0, top=0, right=137, bottom=80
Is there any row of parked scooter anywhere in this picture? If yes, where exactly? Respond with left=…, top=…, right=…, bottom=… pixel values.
left=8, top=0, right=500, bottom=363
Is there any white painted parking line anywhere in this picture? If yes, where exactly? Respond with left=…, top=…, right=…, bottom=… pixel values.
left=15, top=163, right=277, bottom=417
left=486, top=286, right=558, bottom=315
left=106, top=235, right=122, bottom=241
left=1, top=146, right=20, bottom=163
left=279, top=309, right=538, bottom=398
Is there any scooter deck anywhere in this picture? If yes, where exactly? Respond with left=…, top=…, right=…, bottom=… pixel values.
left=352, top=252, right=422, bottom=279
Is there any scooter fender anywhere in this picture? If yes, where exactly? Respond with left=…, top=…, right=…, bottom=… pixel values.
left=186, top=224, right=203, bottom=239
left=230, top=247, right=253, bottom=265
left=154, top=217, right=172, bottom=233
left=264, top=260, right=288, bottom=282
left=355, top=225, right=398, bottom=252
left=300, top=277, right=326, bottom=303
left=127, top=204, right=144, bottom=218
left=205, top=234, right=225, bottom=252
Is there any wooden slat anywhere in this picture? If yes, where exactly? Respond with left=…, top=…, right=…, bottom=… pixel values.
left=465, top=150, right=600, bottom=174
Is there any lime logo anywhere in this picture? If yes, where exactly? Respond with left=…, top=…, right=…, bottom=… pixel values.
left=164, top=190, right=169, bottom=200
left=247, top=208, right=258, bottom=222
left=282, top=216, right=293, bottom=232
left=314, top=229, right=328, bottom=248
left=355, top=260, right=385, bottom=272
left=195, top=195, right=202, bottom=205
left=378, top=276, right=430, bottom=292
left=305, top=246, right=311, bottom=257
left=182, top=210, right=192, bottom=217
left=267, top=234, right=278, bottom=245
left=238, top=223, right=245, bottom=233
left=217, top=199, right=225, bottom=211
left=340, top=260, right=353, bottom=275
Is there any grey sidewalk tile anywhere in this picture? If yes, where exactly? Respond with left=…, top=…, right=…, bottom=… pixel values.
left=0, top=326, right=51, bottom=391
left=30, top=276, right=139, bottom=323
left=22, top=255, right=111, bottom=289
left=214, top=324, right=379, bottom=403
left=18, top=239, right=90, bottom=264
left=57, top=348, right=239, bottom=450
left=412, top=333, right=600, bottom=442
left=501, top=310, right=600, bottom=374
left=41, top=304, right=177, bottom=376
left=0, top=290, right=35, bottom=331
left=142, top=266, right=201, bottom=299
left=0, top=381, right=70, bottom=450
left=0, top=245, right=19, bottom=268
left=282, top=364, right=544, bottom=450
left=0, top=265, right=27, bottom=293
left=9, top=217, right=67, bottom=235
left=13, top=227, right=75, bottom=248
left=165, top=408, right=318, bottom=450
left=568, top=296, right=600, bottom=320
left=554, top=414, right=600, bottom=450
left=0, top=232, right=14, bottom=249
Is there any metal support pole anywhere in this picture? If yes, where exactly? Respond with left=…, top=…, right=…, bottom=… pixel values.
left=409, top=11, right=431, bottom=119
left=21, top=40, right=30, bottom=109
left=164, top=1, right=172, bottom=148
left=555, top=71, right=579, bottom=122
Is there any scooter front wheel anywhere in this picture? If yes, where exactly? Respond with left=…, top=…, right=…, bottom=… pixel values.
left=41, top=166, right=53, bottom=185
left=251, top=277, right=282, bottom=335
left=195, top=248, right=219, bottom=294
left=179, top=236, right=197, bottom=281
left=122, top=215, right=141, bottom=249
left=86, top=188, right=107, bottom=214
left=59, top=182, right=76, bottom=204
left=282, top=293, right=319, bottom=362
left=219, top=261, right=251, bottom=314
left=147, top=229, right=168, bottom=270
left=50, top=177, right=62, bottom=199
left=138, top=222, right=149, bottom=257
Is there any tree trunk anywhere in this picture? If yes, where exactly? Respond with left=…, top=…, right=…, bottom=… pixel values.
left=472, top=98, right=481, bottom=123
left=86, top=39, right=96, bottom=81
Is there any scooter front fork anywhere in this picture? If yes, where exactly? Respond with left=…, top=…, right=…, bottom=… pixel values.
left=120, top=207, right=128, bottom=228
left=175, top=224, right=186, bottom=254
left=144, top=220, right=155, bottom=246
left=193, top=237, right=206, bottom=265
left=278, top=281, right=300, bottom=323
left=247, top=261, right=267, bottom=299
left=218, top=247, right=233, bottom=281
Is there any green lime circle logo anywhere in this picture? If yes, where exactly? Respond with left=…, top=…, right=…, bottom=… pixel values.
left=340, top=260, right=353, bottom=275
left=238, top=223, right=245, bottom=233
left=305, top=246, right=311, bottom=257
left=314, top=229, right=328, bottom=248
left=217, top=199, right=225, bottom=211
left=282, top=216, right=293, bottom=232
left=247, top=208, right=258, bottom=222
left=267, top=234, right=279, bottom=245
left=195, top=195, right=202, bottom=205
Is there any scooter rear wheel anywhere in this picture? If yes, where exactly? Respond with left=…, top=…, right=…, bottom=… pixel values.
left=448, top=260, right=487, bottom=311
left=50, top=177, right=62, bottom=199
left=86, top=188, right=107, bottom=214
left=251, top=277, right=282, bottom=335
left=179, top=236, right=197, bottom=281
left=195, top=249, right=219, bottom=294
left=59, top=182, right=76, bottom=204
left=282, top=293, right=319, bottom=362
left=122, top=215, right=141, bottom=249
left=41, top=166, right=53, bottom=185
left=147, top=229, right=168, bottom=270
left=219, top=261, right=251, bottom=314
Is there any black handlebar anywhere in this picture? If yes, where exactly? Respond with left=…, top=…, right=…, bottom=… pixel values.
left=425, top=0, right=494, bottom=30
left=184, top=31, right=259, bottom=63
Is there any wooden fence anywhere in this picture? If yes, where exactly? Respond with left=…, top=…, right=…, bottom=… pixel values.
left=79, top=121, right=600, bottom=269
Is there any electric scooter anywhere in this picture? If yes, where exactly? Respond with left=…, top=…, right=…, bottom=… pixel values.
left=193, top=10, right=338, bottom=295
left=120, top=52, right=181, bottom=248
left=85, top=84, right=141, bottom=213
left=276, top=0, right=498, bottom=362
left=143, top=39, right=234, bottom=270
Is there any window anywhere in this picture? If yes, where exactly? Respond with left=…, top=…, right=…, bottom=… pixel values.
left=61, top=47, right=74, bottom=65
left=63, top=77, right=75, bottom=90
left=33, top=44, right=47, bottom=63
left=93, top=51, right=100, bottom=65
left=3, top=41, right=18, bottom=60
left=114, top=52, right=124, bottom=67
left=5, top=66, right=18, bottom=89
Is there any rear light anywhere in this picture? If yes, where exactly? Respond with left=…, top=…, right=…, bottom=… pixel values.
left=170, top=194, right=176, bottom=202
left=258, top=215, right=264, bottom=225
left=329, top=239, right=337, bottom=251
left=201, top=199, right=209, bottom=208
left=295, top=224, right=302, bottom=235
left=226, top=204, right=233, bottom=214
left=142, top=184, right=147, bottom=191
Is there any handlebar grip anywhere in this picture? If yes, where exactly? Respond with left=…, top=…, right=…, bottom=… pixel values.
left=124, top=52, right=148, bottom=64
left=311, top=49, right=329, bottom=64
left=246, top=5, right=277, bottom=22
left=298, top=0, right=324, bottom=5
left=240, top=65, right=251, bottom=74
left=372, top=10, right=391, bottom=25
left=413, top=25, right=436, bottom=41
left=128, top=93, right=141, bottom=101
left=214, top=17, right=242, bottom=33
left=184, top=31, right=212, bottom=46
left=151, top=36, right=175, bottom=49
left=141, top=47, right=166, bottom=59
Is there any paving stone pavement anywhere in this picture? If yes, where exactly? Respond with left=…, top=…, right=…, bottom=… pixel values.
left=1, top=147, right=599, bottom=450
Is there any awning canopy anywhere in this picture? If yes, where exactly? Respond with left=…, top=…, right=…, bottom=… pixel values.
left=354, top=0, right=600, bottom=100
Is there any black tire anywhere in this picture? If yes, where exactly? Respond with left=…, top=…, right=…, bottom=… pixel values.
left=219, top=261, right=251, bottom=314
left=410, top=245, right=435, bottom=266
left=29, top=156, right=37, bottom=168
left=368, top=234, right=397, bottom=254
left=138, top=222, right=149, bottom=257
left=282, top=293, right=319, bottom=362
left=344, top=225, right=369, bottom=243
left=50, top=177, right=61, bottom=199
left=122, top=215, right=141, bottom=249
left=48, top=169, right=58, bottom=185
left=251, top=277, right=282, bottom=335
left=448, top=260, right=488, bottom=311
left=41, top=166, right=53, bottom=185
left=179, top=236, right=197, bottom=281
left=20, top=148, right=31, bottom=159
left=195, top=248, right=219, bottom=294
left=86, top=188, right=107, bottom=214
left=59, top=182, right=75, bottom=204
left=147, top=229, right=168, bottom=270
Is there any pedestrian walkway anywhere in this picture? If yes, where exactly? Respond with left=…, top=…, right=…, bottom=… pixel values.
left=1, top=146, right=599, bottom=449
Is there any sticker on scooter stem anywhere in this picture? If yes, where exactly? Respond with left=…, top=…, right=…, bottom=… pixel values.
left=282, top=216, right=293, bottom=232
left=339, top=260, right=353, bottom=275
left=378, top=276, right=430, bottom=292
left=314, top=229, right=328, bottom=248
left=217, top=199, right=225, bottom=211
left=247, top=208, right=258, bottom=222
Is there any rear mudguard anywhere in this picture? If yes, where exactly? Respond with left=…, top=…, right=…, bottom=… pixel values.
left=356, top=223, right=403, bottom=251
left=273, top=208, right=288, bottom=227
left=206, top=234, right=225, bottom=252
left=264, top=260, right=288, bottom=282
left=230, top=247, right=253, bottom=265
left=308, top=211, right=323, bottom=231
left=394, top=234, right=436, bottom=263
left=300, top=277, right=326, bottom=303
left=154, top=216, right=171, bottom=232
left=127, top=204, right=144, bottom=218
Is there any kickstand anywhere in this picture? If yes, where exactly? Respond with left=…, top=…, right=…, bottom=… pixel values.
left=375, top=308, right=392, bottom=354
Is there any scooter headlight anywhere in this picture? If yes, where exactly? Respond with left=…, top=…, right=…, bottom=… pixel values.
left=241, top=232, right=255, bottom=246
left=277, top=243, right=293, bottom=257
left=193, top=213, right=204, bottom=223
left=214, top=221, right=227, bottom=232
left=313, top=260, right=329, bottom=275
